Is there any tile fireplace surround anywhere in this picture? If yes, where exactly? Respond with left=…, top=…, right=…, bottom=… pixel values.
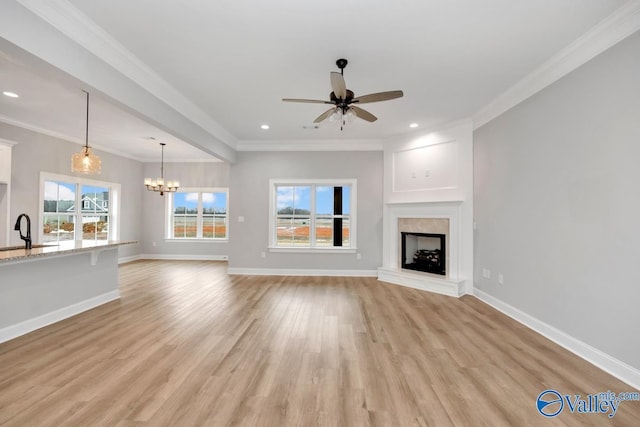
left=378, top=201, right=466, bottom=297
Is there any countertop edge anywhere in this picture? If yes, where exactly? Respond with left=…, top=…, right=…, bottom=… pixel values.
left=0, top=240, right=137, bottom=264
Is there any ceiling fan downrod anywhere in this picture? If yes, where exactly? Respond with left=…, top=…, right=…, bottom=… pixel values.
left=336, top=58, right=348, bottom=75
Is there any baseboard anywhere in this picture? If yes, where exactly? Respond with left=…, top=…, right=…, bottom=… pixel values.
left=118, top=254, right=142, bottom=264
left=0, top=290, right=120, bottom=344
left=227, top=267, right=378, bottom=277
left=473, top=288, right=640, bottom=391
left=139, top=254, right=229, bottom=261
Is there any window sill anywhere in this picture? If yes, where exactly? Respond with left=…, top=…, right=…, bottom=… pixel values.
left=268, top=246, right=356, bottom=254
left=165, top=239, right=228, bottom=244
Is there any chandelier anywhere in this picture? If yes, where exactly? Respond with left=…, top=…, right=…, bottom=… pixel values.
left=144, top=142, right=179, bottom=195
left=71, top=90, right=101, bottom=174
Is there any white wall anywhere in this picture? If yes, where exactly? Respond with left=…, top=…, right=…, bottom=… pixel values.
left=141, top=161, right=230, bottom=258
left=474, top=31, right=640, bottom=371
left=0, top=122, right=144, bottom=259
left=228, top=151, right=383, bottom=273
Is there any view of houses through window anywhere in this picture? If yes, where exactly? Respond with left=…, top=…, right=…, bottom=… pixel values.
left=168, top=190, right=228, bottom=239
left=42, top=180, right=113, bottom=243
left=272, top=181, right=355, bottom=249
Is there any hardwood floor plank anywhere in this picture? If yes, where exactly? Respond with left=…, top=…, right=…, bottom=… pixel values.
left=0, top=260, right=638, bottom=426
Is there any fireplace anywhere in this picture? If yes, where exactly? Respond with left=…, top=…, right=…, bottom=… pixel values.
left=401, top=232, right=446, bottom=275
left=378, top=201, right=466, bottom=297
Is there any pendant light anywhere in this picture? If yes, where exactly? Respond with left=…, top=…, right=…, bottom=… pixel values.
left=71, top=90, right=101, bottom=174
left=144, top=143, right=179, bottom=195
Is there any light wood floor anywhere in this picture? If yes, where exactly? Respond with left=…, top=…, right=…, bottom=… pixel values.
left=1, top=260, right=638, bottom=426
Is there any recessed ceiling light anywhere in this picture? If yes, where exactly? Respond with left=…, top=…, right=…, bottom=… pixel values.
left=261, top=124, right=270, bottom=130
left=409, top=123, right=419, bottom=128
left=3, top=91, right=19, bottom=98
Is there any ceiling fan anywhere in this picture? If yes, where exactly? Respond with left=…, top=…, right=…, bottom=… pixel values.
left=283, top=58, right=404, bottom=130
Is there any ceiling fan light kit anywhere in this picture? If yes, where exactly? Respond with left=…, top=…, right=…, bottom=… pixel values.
left=283, top=58, right=404, bottom=130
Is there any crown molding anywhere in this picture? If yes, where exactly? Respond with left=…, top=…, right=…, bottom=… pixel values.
left=0, top=113, right=83, bottom=144
left=0, top=115, right=221, bottom=162
left=140, top=157, right=222, bottom=164
left=473, top=0, right=640, bottom=129
left=0, top=114, right=144, bottom=161
left=236, top=139, right=384, bottom=152
left=0, top=137, right=19, bottom=147
left=16, top=0, right=238, bottom=149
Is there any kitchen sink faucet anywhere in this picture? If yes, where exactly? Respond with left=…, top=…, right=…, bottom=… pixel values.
left=14, top=213, right=32, bottom=250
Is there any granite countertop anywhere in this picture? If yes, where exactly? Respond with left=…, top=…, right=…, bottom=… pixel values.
left=0, top=240, right=137, bottom=264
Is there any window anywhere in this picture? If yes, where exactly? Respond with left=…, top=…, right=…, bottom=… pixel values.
left=40, top=173, right=120, bottom=243
left=167, top=189, right=228, bottom=240
left=269, top=179, right=356, bottom=252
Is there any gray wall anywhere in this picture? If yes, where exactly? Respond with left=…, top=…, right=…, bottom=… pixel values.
left=474, top=32, right=640, bottom=369
left=1, top=123, right=144, bottom=259
left=228, top=151, right=383, bottom=272
left=141, top=161, right=230, bottom=257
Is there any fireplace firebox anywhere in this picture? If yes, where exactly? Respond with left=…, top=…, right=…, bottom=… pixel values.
left=401, top=232, right=446, bottom=275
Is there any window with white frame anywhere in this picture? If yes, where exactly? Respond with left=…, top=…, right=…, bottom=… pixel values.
left=269, top=179, right=356, bottom=251
left=40, top=173, right=120, bottom=243
left=167, top=189, right=228, bottom=240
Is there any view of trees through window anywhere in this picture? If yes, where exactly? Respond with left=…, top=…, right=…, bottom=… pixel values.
left=171, top=191, right=227, bottom=239
left=43, top=180, right=110, bottom=243
left=275, top=185, right=351, bottom=247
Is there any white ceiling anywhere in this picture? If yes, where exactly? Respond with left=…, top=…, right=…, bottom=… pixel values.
left=0, top=47, right=213, bottom=161
left=0, top=0, right=632, bottom=161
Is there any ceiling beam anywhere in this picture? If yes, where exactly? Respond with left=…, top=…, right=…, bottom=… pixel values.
left=1, top=0, right=237, bottom=163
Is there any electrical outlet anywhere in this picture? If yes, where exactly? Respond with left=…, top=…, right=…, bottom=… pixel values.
left=482, top=268, right=491, bottom=279
left=498, top=274, right=504, bottom=285
left=260, top=251, right=266, bottom=258
left=356, top=253, right=362, bottom=260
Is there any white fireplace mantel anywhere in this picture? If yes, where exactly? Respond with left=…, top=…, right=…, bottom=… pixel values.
left=378, top=200, right=466, bottom=297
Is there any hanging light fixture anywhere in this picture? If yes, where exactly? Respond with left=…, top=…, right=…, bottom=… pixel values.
left=71, top=90, right=102, bottom=174
left=144, top=142, right=179, bottom=195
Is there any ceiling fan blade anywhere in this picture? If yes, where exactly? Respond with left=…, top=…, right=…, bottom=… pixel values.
left=313, top=108, right=336, bottom=123
left=282, top=98, right=333, bottom=104
left=350, top=106, right=377, bottom=122
left=353, top=90, right=404, bottom=104
left=330, top=72, right=347, bottom=99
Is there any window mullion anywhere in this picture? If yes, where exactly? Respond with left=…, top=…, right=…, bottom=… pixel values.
left=310, top=185, right=316, bottom=247
left=75, top=183, right=81, bottom=240
left=197, top=192, right=203, bottom=239
left=170, top=194, right=175, bottom=239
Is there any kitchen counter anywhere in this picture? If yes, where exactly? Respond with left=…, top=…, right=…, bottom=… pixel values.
left=0, top=240, right=137, bottom=343
left=0, top=240, right=136, bottom=265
